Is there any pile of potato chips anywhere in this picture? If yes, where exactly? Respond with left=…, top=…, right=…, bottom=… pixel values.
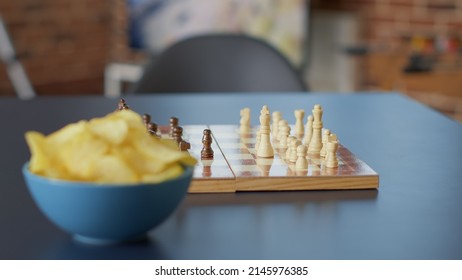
left=25, top=110, right=197, bottom=184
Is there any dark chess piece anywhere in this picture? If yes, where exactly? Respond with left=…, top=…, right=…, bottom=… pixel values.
left=117, top=98, right=130, bottom=111
left=147, top=123, right=159, bottom=137
left=173, top=126, right=190, bottom=151
left=142, top=114, right=151, bottom=127
left=201, top=129, right=214, bottom=159
left=169, top=117, right=179, bottom=137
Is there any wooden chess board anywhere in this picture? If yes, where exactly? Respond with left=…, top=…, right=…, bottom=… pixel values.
left=161, top=125, right=379, bottom=193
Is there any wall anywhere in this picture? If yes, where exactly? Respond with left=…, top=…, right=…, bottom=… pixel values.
left=0, top=0, right=112, bottom=96
left=1, top=0, right=461, bottom=97
left=312, top=0, right=462, bottom=43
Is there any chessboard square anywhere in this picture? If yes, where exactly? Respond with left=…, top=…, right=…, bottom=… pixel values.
left=220, top=148, right=250, bottom=155
left=241, top=138, right=256, bottom=144
left=212, top=132, right=240, bottom=139
left=233, top=165, right=260, bottom=173
left=217, top=142, right=247, bottom=149
left=200, top=159, right=228, bottom=167
left=199, top=159, right=228, bottom=167
left=236, top=170, right=262, bottom=177
left=228, top=159, right=257, bottom=165
left=225, top=153, right=254, bottom=160
left=255, top=158, right=275, bottom=165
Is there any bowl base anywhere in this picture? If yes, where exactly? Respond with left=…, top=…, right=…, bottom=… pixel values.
left=74, top=234, right=148, bottom=246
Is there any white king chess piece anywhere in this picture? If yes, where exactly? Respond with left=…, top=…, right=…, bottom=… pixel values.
left=257, top=106, right=274, bottom=158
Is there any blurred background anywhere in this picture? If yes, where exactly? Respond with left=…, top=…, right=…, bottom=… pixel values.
left=0, top=0, right=461, bottom=122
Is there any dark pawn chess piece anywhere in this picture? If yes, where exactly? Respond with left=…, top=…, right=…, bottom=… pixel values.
left=201, top=129, right=214, bottom=159
left=117, top=98, right=129, bottom=111
left=169, top=117, right=179, bottom=137
left=173, top=126, right=190, bottom=151
left=147, top=123, right=159, bottom=137
left=142, top=114, right=151, bottom=127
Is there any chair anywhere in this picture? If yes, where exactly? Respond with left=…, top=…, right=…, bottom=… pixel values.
left=129, top=34, right=307, bottom=94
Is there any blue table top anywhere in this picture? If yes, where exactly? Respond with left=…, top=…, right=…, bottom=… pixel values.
left=1, top=92, right=461, bottom=259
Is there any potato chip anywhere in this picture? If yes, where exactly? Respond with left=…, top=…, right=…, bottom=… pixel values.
left=25, top=110, right=197, bottom=184
left=25, top=131, right=51, bottom=174
left=90, top=155, right=138, bottom=183
left=89, top=118, right=128, bottom=145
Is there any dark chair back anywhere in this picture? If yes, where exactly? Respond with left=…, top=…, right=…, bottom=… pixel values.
left=130, top=34, right=307, bottom=93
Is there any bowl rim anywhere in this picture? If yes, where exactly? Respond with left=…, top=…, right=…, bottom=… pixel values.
left=22, top=162, right=194, bottom=188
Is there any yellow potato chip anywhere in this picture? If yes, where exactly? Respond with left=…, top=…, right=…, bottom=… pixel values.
left=89, top=118, right=128, bottom=145
left=58, top=132, right=109, bottom=180
left=25, top=110, right=197, bottom=184
left=91, top=155, right=138, bottom=184
left=25, top=131, right=51, bottom=174
left=141, top=164, right=184, bottom=183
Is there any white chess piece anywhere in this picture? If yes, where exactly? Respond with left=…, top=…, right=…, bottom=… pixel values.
left=239, top=107, right=251, bottom=133
left=255, top=129, right=261, bottom=151
left=272, top=111, right=282, bottom=139
left=289, top=139, right=301, bottom=163
left=320, top=129, right=331, bottom=157
left=294, top=109, right=305, bottom=137
left=295, top=145, right=308, bottom=169
left=303, top=115, right=313, bottom=146
left=308, top=104, right=323, bottom=155
left=277, top=119, right=288, bottom=141
left=285, top=136, right=296, bottom=160
left=325, top=134, right=339, bottom=168
left=279, top=125, right=290, bottom=149
left=257, top=106, right=274, bottom=158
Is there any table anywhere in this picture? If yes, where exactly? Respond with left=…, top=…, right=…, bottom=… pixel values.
left=1, top=92, right=462, bottom=259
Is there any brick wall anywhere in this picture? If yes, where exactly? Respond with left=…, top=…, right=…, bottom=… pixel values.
left=1, top=0, right=460, bottom=97
left=0, top=0, right=112, bottom=96
left=311, top=0, right=462, bottom=46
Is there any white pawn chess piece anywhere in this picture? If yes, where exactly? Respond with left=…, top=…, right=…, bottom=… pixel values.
left=272, top=111, right=282, bottom=139
left=289, top=139, right=301, bottom=163
left=257, top=106, right=274, bottom=158
left=285, top=136, right=296, bottom=159
left=294, top=109, right=305, bottom=137
left=239, top=107, right=251, bottom=133
left=303, top=115, right=313, bottom=146
left=277, top=119, right=288, bottom=141
left=255, top=129, right=261, bottom=152
left=279, top=125, right=290, bottom=149
left=325, top=135, right=339, bottom=168
left=308, top=104, right=323, bottom=155
left=320, top=128, right=331, bottom=157
left=295, top=144, right=308, bottom=170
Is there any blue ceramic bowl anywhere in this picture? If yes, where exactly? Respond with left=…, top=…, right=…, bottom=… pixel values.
left=22, top=163, right=193, bottom=244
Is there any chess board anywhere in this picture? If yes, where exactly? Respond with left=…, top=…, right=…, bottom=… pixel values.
left=161, top=125, right=379, bottom=193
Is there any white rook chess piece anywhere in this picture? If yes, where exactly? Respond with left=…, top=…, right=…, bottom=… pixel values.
left=294, top=109, right=305, bottom=137
left=303, top=115, right=313, bottom=146
left=308, top=104, right=323, bottom=155
left=295, top=145, right=308, bottom=169
left=257, top=106, right=274, bottom=158
left=320, top=128, right=331, bottom=157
